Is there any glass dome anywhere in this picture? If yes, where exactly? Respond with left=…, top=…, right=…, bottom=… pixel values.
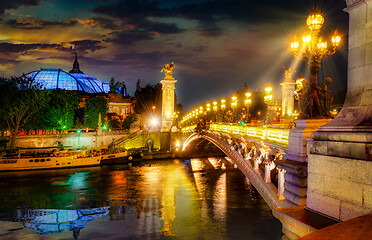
left=23, top=69, right=108, bottom=94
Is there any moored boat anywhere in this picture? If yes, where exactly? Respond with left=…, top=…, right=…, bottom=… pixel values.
left=0, top=147, right=102, bottom=171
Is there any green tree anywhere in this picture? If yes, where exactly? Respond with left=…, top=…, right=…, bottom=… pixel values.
left=122, top=113, right=139, bottom=130
left=84, top=96, right=108, bottom=128
left=0, top=77, right=46, bottom=149
left=38, top=89, right=80, bottom=130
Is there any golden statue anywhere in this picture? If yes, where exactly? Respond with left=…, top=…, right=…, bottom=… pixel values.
left=161, top=62, right=175, bottom=79
left=283, top=66, right=295, bottom=82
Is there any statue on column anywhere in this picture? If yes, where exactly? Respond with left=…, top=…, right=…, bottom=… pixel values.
left=136, top=79, right=141, bottom=92
left=308, top=74, right=321, bottom=117
left=319, top=77, right=333, bottom=117
left=294, top=74, right=309, bottom=119
left=283, top=66, right=295, bottom=82
left=161, top=62, right=175, bottom=79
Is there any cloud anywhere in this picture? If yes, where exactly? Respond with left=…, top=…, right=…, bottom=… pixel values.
left=92, top=0, right=185, bottom=41
left=0, top=42, right=62, bottom=54
left=0, top=0, right=41, bottom=15
left=137, top=19, right=185, bottom=34
left=0, top=40, right=104, bottom=55
left=77, top=16, right=122, bottom=30
left=105, top=29, right=154, bottom=45
left=93, top=0, right=168, bottom=19
left=69, top=39, right=105, bottom=53
left=6, top=18, right=78, bottom=29
left=115, top=50, right=176, bottom=65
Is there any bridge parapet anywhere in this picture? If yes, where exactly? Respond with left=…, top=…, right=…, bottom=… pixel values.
left=182, top=123, right=290, bottom=146
left=182, top=131, right=284, bottom=209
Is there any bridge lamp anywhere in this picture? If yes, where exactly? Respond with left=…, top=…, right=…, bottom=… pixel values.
left=290, top=4, right=341, bottom=118
left=264, top=84, right=273, bottom=124
left=221, top=99, right=226, bottom=109
left=175, top=140, right=180, bottom=151
left=206, top=103, right=211, bottom=112
left=150, top=117, right=159, bottom=126
left=213, top=101, right=218, bottom=110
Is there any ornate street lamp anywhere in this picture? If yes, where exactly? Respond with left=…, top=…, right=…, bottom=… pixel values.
left=290, top=3, right=341, bottom=117
left=221, top=99, right=226, bottom=122
left=264, top=84, right=273, bottom=124
left=231, top=96, right=237, bottom=122
left=244, top=91, right=252, bottom=123
left=212, top=101, right=218, bottom=121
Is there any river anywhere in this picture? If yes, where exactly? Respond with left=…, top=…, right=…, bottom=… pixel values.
left=0, top=158, right=282, bottom=239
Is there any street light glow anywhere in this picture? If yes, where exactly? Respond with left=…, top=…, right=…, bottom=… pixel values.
left=151, top=118, right=159, bottom=126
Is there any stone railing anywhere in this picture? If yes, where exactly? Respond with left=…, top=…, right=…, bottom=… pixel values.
left=182, top=123, right=290, bottom=146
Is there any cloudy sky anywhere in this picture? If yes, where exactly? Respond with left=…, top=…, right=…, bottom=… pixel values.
left=0, top=0, right=349, bottom=110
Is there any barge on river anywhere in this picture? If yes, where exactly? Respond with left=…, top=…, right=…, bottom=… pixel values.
left=0, top=146, right=129, bottom=171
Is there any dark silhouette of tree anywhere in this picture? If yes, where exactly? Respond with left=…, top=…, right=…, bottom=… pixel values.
left=122, top=113, right=139, bottom=130
left=0, top=77, right=46, bottom=149
left=134, top=83, right=162, bottom=115
left=37, top=89, right=80, bottom=130
left=84, top=96, right=108, bottom=128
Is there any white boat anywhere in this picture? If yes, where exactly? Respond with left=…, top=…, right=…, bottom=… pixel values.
left=0, top=147, right=103, bottom=171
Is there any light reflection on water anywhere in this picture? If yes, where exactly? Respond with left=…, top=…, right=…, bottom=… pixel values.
left=0, top=158, right=282, bottom=239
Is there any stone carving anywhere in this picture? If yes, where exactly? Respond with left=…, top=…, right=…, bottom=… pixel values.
left=294, top=74, right=309, bottom=119
left=308, top=74, right=321, bottom=117
left=161, top=62, right=175, bottom=79
left=294, top=74, right=333, bottom=118
left=283, top=67, right=295, bottom=82
left=319, top=77, right=333, bottom=117
left=345, top=0, right=361, bottom=7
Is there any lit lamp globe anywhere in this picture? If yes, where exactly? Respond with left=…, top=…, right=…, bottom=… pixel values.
left=306, top=4, right=324, bottom=31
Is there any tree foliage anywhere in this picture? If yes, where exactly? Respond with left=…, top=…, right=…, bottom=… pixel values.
left=122, top=113, right=139, bottom=130
left=37, top=89, right=80, bottom=130
left=0, top=77, right=46, bottom=148
left=109, top=77, right=126, bottom=95
left=84, top=96, right=108, bottom=128
left=134, top=83, right=162, bottom=115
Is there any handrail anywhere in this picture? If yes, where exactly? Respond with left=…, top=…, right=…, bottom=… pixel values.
left=109, top=130, right=143, bottom=148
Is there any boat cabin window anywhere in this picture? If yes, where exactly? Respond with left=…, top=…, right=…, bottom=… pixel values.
left=40, top=159, right=45, bottom=162
left=46, top=158, right=50, bottom=161
left=29, top=160, right=33, bottom=162
left=35, top=159, right=39, bottom=163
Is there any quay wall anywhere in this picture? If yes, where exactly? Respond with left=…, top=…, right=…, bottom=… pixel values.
left=13, top=132, right=128, bottom=149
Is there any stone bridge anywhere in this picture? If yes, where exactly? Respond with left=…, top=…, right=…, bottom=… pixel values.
left=182, top=130, right=285, bottom=209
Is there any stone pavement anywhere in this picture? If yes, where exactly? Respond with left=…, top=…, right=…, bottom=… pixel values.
left=299, top=213, right=372, bottom=240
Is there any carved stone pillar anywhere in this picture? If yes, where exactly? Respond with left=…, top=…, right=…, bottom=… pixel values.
left=161, top=77, right=177, bottom=132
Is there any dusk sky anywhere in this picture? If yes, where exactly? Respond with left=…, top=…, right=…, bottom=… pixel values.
left=0, top=0, right=349, bottom=111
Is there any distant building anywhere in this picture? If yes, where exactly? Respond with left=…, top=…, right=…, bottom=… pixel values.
left=22, top=54, right=133, bottom=118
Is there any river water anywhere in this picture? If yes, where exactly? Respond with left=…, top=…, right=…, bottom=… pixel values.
left=0, top=158, right=282, bottom=239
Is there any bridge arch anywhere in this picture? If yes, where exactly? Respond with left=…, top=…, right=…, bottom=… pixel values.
left=182, top=131, right=283, bottom=209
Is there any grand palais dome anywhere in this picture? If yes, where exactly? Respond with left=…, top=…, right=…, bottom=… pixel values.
left=23, top=54, right=110, bottom=94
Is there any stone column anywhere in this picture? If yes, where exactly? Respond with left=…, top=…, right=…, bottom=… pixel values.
left=265, top=163, right=271, bottom=183
left=161, top=77, right=177, bottom=132
left=277, top=168, right=286, bottom=200
left=280, top=78, right=296, bottom=116
left=307, top=0, right=372, bottom=221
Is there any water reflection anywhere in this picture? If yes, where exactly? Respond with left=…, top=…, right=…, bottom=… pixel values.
left=0, top=158, right=282, bottom=239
